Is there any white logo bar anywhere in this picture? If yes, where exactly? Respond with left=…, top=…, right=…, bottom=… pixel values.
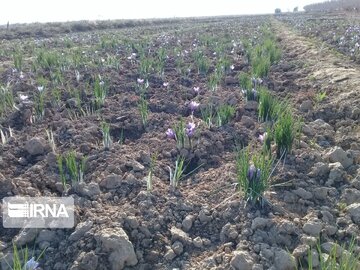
left=3, top=197, right=74, bottom=228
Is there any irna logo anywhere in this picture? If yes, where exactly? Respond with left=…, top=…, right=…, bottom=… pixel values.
left=3, top=197, right=74, bottom=228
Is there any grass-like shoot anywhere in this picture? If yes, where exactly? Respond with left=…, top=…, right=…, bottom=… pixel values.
left=169, top=156, right=186, bottom=189
left=138, top=94, right=148, bottom=128
left=101, top=122, right=112, bottom=150
left=274, top=109, right=302, bottom=159
left=236, top=148, right=273, bottom=206
left=93, top=77, right=107, bottom=109
left=57, top=151, right=86, bottom=187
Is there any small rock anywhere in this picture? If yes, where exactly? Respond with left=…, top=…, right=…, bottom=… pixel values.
left=251, top=217, right=271, bottom=230
left=260, top=246, right=274, bottom=260
left=100, top=175, right=122, bottom=189
left=18, top=157, right=28, bottom=166
left=302, top=125, right=315, bottom=136
left=308, top=162, right=329, bottom=177
left=220, top=223, right=238, bottom=242
left=69, top=221, right=93, bottom=242
left=203, top=238, right=211, bottom=246
left=327, top=162, right=345, bottom=185
left=198, top=209, right=212, bottom=223
left=274, top=249, right=296, bottom=270
left=182, top=215, right=194, bottom=232
left=95, top=227, right=138, bottom=270
left=320, top=210, right=335, bottom=223
left=293, top=188, right=313, bottom=200
left=25, top=137, right=46, bottom=156
left=230, top=251, right=254, bottom=270
left=172, top=241, right=184, bottom=255
left=125, top=216, right=139, bottom=229
left=303, top=220, right=322, bottom=236
left=346, top=203, right=360, bottom=224
left=78, top=251, right=99, bottom=270
left=193, top=237, right=203, bottom=248
left=252, top=264, right=264, bottom=270
left=309, top=119, right=334, bottom=133
left=324, top=225, right=337, bottom=236
left=300, top=100, right=313, bottom=112
left=0, top=173, right=13, bottom=197
left=313, top=187, right=331, bottom=200
left=300, top=236, right=317, bottom=246
left=292, top=244, right=308, bottom=259
left=276, top=220, right=297, bottom=234
left=342, top=188, right=360, bottom=205
left=164, top=247, right=176, bottom=261
left=36, top=230, right=57, bottom=243
left=14, top=229, right=38, bottom=246
left=125, top=160, right=144, bottom=172
left=73, top=182, right=100, bottom=199
left=202, top=256, right=217, bottom=268
left=351, top=107, right=360, bottom=120
left=321, top=242, right=343, bottom=257
left=244, top=101, right=259, bottom=111
left=241, top=116, right=255, bottom=129
left=326, top=146, right=353, bottom=169
left=170, top=227, right=192, bottom=246
left=66, top=98, right=78, bottom=108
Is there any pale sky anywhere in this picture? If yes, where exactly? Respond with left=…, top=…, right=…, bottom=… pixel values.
left=1, top=0, right=319, bottom=25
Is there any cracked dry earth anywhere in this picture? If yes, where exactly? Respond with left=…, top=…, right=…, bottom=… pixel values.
left=0, top=14, right=360, bottom=270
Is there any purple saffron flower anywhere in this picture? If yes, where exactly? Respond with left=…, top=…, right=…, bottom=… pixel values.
left=256, top=168, right=261, bottom=180
left=189, top=101, right=200, bottom=112
left=252, top=89, right=258, bottom=99
left=258, top=132, right=267, bottom=143
left=247, top=164, right=256, bottom=181
left=251, top=77, right=257, bottom=86
left=185, top=122, right=196, bottom=137
left=251, top=77, right=263, bottom=88
left=25, top=257, right=39, bottom=270
left=166, top=128, right=176, bottom=140
left=247, top=165, right=261, bottom=182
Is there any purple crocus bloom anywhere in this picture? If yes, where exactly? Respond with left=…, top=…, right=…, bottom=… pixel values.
left=166, top=128, right=176, bottom=140
left=256, top=168, right=261, bottom=180
left=185, top=122, right=196, bottom=137
left=189, top=101, right=200, bottom=112
left=25, top=257, right=39, bottom=270
left=252, top=89, right=258, bottom=99
left=251, top=77, right=257, bottom=86
left=252, top=77, right=263, bottom=88
left=258, top=132, right=267, bottom=143
left=247, top=164, right=256, bottom=181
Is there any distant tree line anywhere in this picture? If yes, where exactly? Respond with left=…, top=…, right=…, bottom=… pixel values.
left=304, top=0, right=360, bottom=12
